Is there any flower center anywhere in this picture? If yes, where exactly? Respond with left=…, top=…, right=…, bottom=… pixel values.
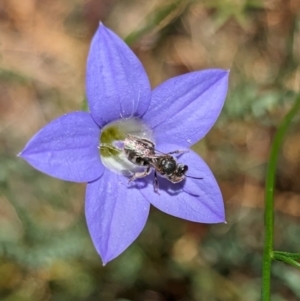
left=100, top=118, right=154, bottom=176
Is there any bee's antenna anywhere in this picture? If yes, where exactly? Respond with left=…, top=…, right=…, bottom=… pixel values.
left=186, top=175, right=203, bottom=180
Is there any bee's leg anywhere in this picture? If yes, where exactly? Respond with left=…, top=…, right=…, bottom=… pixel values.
left=153, top=171, right=160, bottom=194
left=128, top=166, right=151, bottom=183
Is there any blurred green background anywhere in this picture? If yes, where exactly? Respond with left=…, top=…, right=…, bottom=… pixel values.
left=1, top=0, right=300, bottom=300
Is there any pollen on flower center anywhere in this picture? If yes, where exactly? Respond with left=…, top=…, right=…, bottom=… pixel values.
left=99, top=118, right=154, bottom=176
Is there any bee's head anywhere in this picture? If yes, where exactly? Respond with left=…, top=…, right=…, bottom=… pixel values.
left=160, top=159, right=188, bottom=183
left=176, top=164, right=188, bottom=177
left=157, top=155, right=201, bottom=184
left=166, top=163, right=187, bottom=183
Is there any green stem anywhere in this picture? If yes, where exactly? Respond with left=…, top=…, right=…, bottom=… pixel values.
left=261, top=96, right=300, bottom=301
left=273, top=253, right=300, bottom=269
left=273, top=251, right=300, bottom=260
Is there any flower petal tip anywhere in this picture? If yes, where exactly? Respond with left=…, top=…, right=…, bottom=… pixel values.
left=220, top=69, right=230, bottom=78
left=101, top=254, right=115, bottom=266
left=213, top=211, right=226, bottom=224
left=98, top=22, right=108, bottom=32
left=18, top=150, right=30, bottom=161
left=215, top=68, right=230, bottom=80
left=17, top=148, right=29, bottom=160
left=210, top=215, right=226, bottom=224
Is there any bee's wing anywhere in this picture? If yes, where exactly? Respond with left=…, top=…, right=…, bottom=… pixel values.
left=147, top=158, right=160, bottom=170
left=126, top=134, right=154, bottom=145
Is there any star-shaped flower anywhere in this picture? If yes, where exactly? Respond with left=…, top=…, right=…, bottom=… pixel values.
left=19, top=23, right=229, bottom=265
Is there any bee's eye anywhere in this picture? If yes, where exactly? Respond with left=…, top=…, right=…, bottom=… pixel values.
left=177, top=164, right=188, bottom=176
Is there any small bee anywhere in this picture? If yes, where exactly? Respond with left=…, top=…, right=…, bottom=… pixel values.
left=123, top=135, right=203, bottom=192
left=101, top=135, right=202, bottom=193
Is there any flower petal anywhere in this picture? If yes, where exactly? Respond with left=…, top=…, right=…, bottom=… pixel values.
left=85, top=171, right=150, bottom=264
left=143, top=69, right=229, bottom=147
left=86, top=23, right=151, bottom=126
left=19, top=112, right=103, bottom=182
left=138, top=144, right=225, bottom=223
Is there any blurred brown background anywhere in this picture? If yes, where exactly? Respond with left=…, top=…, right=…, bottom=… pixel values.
left=1, top=0, right=300, bottom=300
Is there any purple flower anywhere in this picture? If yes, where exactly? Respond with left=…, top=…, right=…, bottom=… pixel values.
left=19, top=23, right=229, bottom=264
